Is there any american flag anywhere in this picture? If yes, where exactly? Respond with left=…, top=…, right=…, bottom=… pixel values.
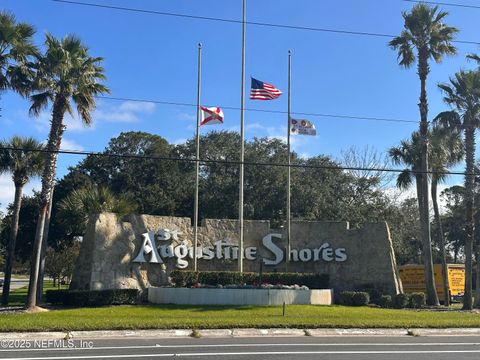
left=250, top=78, right=282, bottom=100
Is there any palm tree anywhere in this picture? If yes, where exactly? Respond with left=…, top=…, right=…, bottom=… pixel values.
left=389, top=127, right=463, bottom=305
left=429, top=126, right=463, bottom=306
left=389, top=3, right=458, bottom=306
left=435, top=70, right=480, bottom=310
left=25, top=34, right=109, bottom=309
left=58, top=186, right=136, bottom=235
left=0, top=11, right=37, bottom=104
left=0, top=136, right=44, bottom=305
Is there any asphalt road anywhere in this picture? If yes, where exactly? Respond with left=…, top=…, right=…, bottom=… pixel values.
left=0, top=276, right=30, bottom=291
left=9, top=278, right=29, bottom=291
left=1, top=336, right=480, bottom=360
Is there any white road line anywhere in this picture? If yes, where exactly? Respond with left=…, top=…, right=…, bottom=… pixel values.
left=1, top=342, right=480, bottom=352
left=155, top=342, right=480, bottom=348
left=8, top=349, right=480, bottom=360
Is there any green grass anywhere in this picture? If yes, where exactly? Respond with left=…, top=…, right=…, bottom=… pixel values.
left=1, top=280, right=68, bottom=307
left=0, top=304, right=480, bottom=332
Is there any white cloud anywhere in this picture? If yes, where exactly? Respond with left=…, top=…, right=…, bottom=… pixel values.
left=33, top=110, right=94, bottom=132
left=384, top=183, right=457, bottom=215
left=176, top=112, right=196, bottom=122
left=0, top=175, right=41, bottom=213
left=246, top=122, right=285, bottom=140
left=94, top=109, right=137, bottom=123
left=118, top=101, right=155, bottom=113
left=32, top=101, right=157, bottom=132
left=60, top=138, right=84, bottom=151
left=92, top=101, right=156, bottom=123
left=172, top=138, right=188, bottom=145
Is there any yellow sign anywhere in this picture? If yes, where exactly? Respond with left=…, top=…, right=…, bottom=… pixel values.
left=398, top=264, right=464, bottom=298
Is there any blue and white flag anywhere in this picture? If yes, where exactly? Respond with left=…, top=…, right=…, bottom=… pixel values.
left=290, top=118, right=316, bottom=136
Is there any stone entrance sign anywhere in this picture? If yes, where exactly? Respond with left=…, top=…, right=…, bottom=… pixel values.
left=71, top=213, right=403, bottom=294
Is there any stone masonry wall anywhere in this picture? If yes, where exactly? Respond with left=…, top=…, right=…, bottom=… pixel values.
left=71, top=213, right=403, bottom=294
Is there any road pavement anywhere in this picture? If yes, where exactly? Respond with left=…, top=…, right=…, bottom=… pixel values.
left=8, top=277, right=29, bottom=291
left=0, top=275, right=29, bottom=291
left=1, top=335, right=480, bottom=359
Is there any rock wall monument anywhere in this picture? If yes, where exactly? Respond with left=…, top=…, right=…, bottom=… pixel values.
left=71, top=213, right=403, bottom=294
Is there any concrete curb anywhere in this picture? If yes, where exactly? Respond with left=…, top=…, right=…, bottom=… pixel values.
left=2, top=328, right=480, bottom=339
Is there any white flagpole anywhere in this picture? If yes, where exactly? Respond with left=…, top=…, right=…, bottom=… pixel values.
left=238, top=0, right=246, bottom=273
left=286, top=50, right=292, bottom=268
left=193, top=43, right=202, bottom=272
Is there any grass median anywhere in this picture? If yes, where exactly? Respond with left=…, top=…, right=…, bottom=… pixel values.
left=2, top=284, right=480, bottom=332
left=1, top=304, right=480, bottom=332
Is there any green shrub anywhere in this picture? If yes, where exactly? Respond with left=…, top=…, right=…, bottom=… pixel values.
left=379, top=295, right=392, bottom=308
left=393, top=293, right=410, bottom=309
left=357, top=284, right=384, bottom=304
left=169, top=271, right=329, bottom=289
left=45, top=290, right=69, bottom=304
left=45, top=289, right=140, bottom=307
left=409, top=292, right=426, bottom=309
left=337, top=291, right=356, bottom=306
left=352, top=292, right=370, bottom=306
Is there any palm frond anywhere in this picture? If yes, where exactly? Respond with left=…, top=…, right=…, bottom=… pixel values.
left=433, top=110, right=462, bottom=131
left=396, top=169, right=414, bottom=190
left=28, top=91, right=53, bottom=117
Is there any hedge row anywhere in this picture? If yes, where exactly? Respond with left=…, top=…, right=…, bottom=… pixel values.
left=170, top=270, right=329, bottom=289
left=379, top=292, right=426, bottom=309
left=337, top=291, right=426, bottom=308
left=337, top=291, right=370, bottom=306
left=45, top=289, right=140, bottom=307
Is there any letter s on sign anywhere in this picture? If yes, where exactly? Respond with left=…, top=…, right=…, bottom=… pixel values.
left=335, top=248, right=347, bottom=262
left=262, top=234, right=284, bottom=265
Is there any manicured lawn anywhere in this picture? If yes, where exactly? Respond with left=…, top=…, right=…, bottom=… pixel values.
left=0, top=304, right=480, bottom=332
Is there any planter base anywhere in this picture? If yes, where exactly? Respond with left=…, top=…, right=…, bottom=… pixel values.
left=148, top=288, right=332, bottom=305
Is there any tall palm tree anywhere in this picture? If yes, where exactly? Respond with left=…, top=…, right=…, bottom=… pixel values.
left=389, top=3, right=458, bottom=306
left=0, top=11, right=37, bottom=103
left=0, top=136, right=44, bottom=305
left=25, top=34, right=109, bottom=309
left=429, top=126, right=463, bottom=306
left=389, top=127, right=463, bottom=305
left=435, top=70, right=480, bottom=310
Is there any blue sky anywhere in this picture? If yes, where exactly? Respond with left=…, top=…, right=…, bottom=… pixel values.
left=1, top=0, right=479, bottom=210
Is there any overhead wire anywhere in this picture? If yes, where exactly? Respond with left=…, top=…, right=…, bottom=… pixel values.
left=50, top=0, right=477, bottom=126
left=0, top=145, right=474, bottom=177
left=15, top=0, right=473, bottom=177
left=96, top=96, right=418, bottom=125
left=51, top=0, right=480, bottom=45
left=403, top=0, right=480, bottom=10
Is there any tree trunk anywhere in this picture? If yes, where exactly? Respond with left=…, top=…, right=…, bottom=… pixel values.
left=1, top=183, right=24, bottom=305
left=36, top=185, right=54, bottom=304
left=26, top=95, right=66, bottom=310
left=464, top=126, right=478, bottom=309
left=431, top=177, right=450, bottom=306
left=417, top=49, right=439, bottom=306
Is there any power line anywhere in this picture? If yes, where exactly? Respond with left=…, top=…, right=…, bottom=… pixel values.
left=0, top=145, right=473, bottom=177
left=403, top=0, right=480, bottom=10
left=97, top=96, right=418, bottom=125
left=51, top=0, right=479, bottom=45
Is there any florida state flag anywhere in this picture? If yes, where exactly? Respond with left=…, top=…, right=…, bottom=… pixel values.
left=200, top=106, right=224, bottom=126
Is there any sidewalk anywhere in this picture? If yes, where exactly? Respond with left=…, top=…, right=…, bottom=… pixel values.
left=2, top=328, right=480, bottom=339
